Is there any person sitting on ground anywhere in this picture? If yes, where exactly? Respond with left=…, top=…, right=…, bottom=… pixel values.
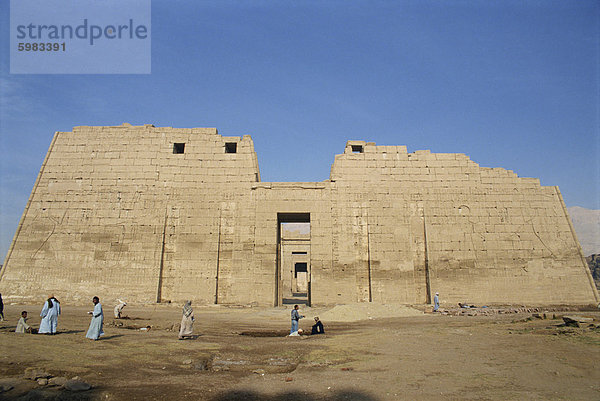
left=311, top=316, right=325, bottom=335
left=16, top=311, right=34, bottom=333
left=114, top=299, right=127, bottom=319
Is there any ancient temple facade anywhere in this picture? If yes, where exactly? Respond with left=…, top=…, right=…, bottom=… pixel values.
left=1, top=124, right=598, bottom=306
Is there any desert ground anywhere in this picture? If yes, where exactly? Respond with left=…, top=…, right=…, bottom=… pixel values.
left=0, top=302, right=598, bottom=401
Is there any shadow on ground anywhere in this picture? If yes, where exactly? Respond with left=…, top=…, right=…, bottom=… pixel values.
left=211, top=390, right=379, bottom=401
left=0, top=387, right=97, bottom=401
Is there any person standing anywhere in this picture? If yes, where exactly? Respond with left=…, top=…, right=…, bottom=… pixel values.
left=290, top=304, right=304, bottom=335
left=39, top=295, right=61, bottom=334
left=0, top=293, right=4, bottom=321
left=86, top=296, right=104, bottom=340
left=433, top=292, right=440, bottom=312
left=178, top=300, right=194, bottom=340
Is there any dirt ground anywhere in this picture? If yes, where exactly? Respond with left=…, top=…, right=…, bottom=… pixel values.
left=0, top=303, right=599, bottom=401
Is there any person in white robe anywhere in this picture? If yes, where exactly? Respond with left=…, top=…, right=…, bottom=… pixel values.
left=15, top=311, right=32, bottom=333
left=114, top=299, right=127, bottom=319
left=86, top=296, right=104, bottom=340
left=39, top=296, right=60, bottom=334
left=178, top=300, right=194, bottom=339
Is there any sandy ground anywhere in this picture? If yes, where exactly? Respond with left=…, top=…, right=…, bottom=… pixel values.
left=0, top=303, right=599, bottom=401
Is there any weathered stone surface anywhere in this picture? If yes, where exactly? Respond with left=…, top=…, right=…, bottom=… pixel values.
left=23, top=368, right=51, bottom=380
left=0, top=124, right=598, bottom=306
left=563, top=316, right=594, bottom=326
left=48, top=376, right=68, bottom=386
left=64, top=379, right=91, bottom=392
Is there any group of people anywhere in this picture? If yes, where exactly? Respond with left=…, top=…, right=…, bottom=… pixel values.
left=5, top=295, right=324, bottom=340
left=290, top=304, right=325, bottom=336
left=8, top=294, right=105, bottom=340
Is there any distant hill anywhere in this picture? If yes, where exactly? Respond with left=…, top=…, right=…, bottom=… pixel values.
left=586, top=255, right=600, bottom=290
left=568, top=206, right=600, bottom=257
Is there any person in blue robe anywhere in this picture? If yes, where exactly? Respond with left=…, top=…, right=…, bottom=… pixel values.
left=86, top=296, right=104, bottom=340
left=39, top=296, right=61, bottom=334
left=433, top=292, right=440, bottom=312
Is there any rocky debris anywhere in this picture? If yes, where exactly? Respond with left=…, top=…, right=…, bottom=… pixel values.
left=439, top=306, right=575, bottom=317
left=285, top=377, right=293, bottom=382
left=166, top=322, right=180, bottom=332
left=0, top=383, right=14, bottom=393
left=48, top=376, right=68, bottom=386
left=37, top=378, right=48, bottom=386
left=23, top=368, right=52, bottom=380
left=194, top=356, right=212, bottom=371
left=64, top=379, right=92, bottom=392
left=252, top=369, right=266, bottom=375
left=563, top=316, right=594, bottom=327
left=182, top=359, right=192, bottom=365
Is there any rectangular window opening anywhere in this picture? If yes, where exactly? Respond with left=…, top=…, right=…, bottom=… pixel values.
left=351, top=145, right=363, bottom=153
left=173, top=143, right=185, bottom=154
left=225, top=142, right=237, bottom=153
left=292, top=251, right=307, bottom=255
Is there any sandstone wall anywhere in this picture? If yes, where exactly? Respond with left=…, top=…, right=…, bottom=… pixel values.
left=1, top=125, right=597, bottom=306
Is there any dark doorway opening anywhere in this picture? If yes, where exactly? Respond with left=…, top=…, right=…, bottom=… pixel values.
left=277, top=213, right=310, bottom=306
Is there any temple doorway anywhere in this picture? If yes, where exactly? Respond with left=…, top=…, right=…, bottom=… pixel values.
left=277, top=213, right=310, bottom=306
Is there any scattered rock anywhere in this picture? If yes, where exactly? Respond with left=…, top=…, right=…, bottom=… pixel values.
left=0, top=384, right=14, bottom=393
left=37, top=378, right=48, bottom=386
left=285, top=377, right=293, bottom=382
left=167, top=323, right=180, bottom=332
left=563, top=316, right=593, bottom=325
left=23, top=368, right=52, bottom=380
left=48, top=376, right=68, bottom=386
left=341, top=367, right=354, bottom=371
left=64, top=379, right=92, bottom=392
left=532, top=313, right=542, bottom=319
left=182, top=359, right=192, bottom=365
left=252, top=369, right=266, bottom=375
left=194, top=357, right=212, bottom=371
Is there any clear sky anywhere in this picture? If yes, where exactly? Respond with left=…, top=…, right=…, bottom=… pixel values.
left=1, top=0, right=599, bottom=260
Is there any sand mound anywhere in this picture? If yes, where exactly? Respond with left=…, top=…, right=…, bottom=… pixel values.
left=319, top=303, right=422, bottom=322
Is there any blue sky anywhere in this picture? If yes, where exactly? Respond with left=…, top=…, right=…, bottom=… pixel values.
left=1, top=0, right=599, bottom=259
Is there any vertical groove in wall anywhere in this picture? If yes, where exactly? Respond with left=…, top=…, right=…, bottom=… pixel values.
left=156, top=209, right=168, bottom=303
left=215, top=210, right=222, bottom=305
left=366, top=211, right=372, bottom=302
left=423, top=206, right=432, bottom=304
left=555, top=187, right=600, bottom=302
left=0, top=132, right=59, bottom=281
